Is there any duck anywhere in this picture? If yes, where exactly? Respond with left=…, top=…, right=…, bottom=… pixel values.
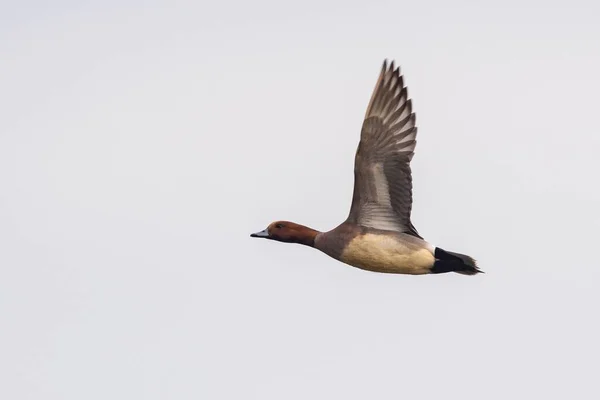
left=251, top=60, right=481, bottom=275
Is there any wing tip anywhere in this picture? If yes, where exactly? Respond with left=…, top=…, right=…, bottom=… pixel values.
left=381, top=58, right=401, bottom=77
left=367, top=59, right=408, bottom=118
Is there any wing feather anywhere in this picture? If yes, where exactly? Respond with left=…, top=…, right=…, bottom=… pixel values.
left=346, top=60, right=421, bottom=237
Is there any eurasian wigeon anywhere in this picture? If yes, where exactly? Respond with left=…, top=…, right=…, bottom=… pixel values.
left=251, top=60, right=481, bottom=275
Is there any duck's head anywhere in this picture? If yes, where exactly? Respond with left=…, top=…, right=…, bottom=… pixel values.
left=250, top=221, right=318, bottom=246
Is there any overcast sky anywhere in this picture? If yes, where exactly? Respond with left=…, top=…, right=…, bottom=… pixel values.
left=1, top=1, right=600, bottom=399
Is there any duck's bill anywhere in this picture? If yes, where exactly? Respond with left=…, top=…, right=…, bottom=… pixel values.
left=250, top=229, right=269, bottom=238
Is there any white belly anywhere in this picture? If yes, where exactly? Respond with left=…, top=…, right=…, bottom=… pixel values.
left=340, top=234, right=434, bottom=274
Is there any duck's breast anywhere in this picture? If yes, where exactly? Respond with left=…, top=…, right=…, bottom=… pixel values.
left=340, top=233, right=434, bottom=274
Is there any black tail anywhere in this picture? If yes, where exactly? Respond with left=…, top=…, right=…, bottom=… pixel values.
left=431, top=247, right=482, bottom=275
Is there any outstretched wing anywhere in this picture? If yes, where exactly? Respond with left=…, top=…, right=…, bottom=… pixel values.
left=346, top=60, right=421, bottom=237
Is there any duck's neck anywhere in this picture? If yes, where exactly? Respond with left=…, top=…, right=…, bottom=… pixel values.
left=290, top=225, right=320, bottom=247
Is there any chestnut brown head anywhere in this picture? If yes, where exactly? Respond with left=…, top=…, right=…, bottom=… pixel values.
left=250, top=221, right=318, bottom=246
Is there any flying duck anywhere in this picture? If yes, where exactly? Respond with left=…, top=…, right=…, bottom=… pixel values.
left=251, top=60, right=481, bottom=275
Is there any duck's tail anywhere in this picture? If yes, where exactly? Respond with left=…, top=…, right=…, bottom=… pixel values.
left=431, top=247, right=483, bottom=275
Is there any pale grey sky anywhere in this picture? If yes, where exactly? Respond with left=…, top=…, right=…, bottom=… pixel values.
left=1, top=0, right=599, bottom=399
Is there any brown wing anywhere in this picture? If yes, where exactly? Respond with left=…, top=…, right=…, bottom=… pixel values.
left=346, top=60, right=421, bottom=238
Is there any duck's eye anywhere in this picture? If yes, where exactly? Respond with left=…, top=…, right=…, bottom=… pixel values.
left=275, top=223, right=284, bottom=229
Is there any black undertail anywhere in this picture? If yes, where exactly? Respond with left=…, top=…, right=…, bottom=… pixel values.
left=431, top=247, right=482, bottom=275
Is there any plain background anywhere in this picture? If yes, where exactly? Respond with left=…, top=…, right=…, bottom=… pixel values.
left=1, top=0, right=599, bottom=399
